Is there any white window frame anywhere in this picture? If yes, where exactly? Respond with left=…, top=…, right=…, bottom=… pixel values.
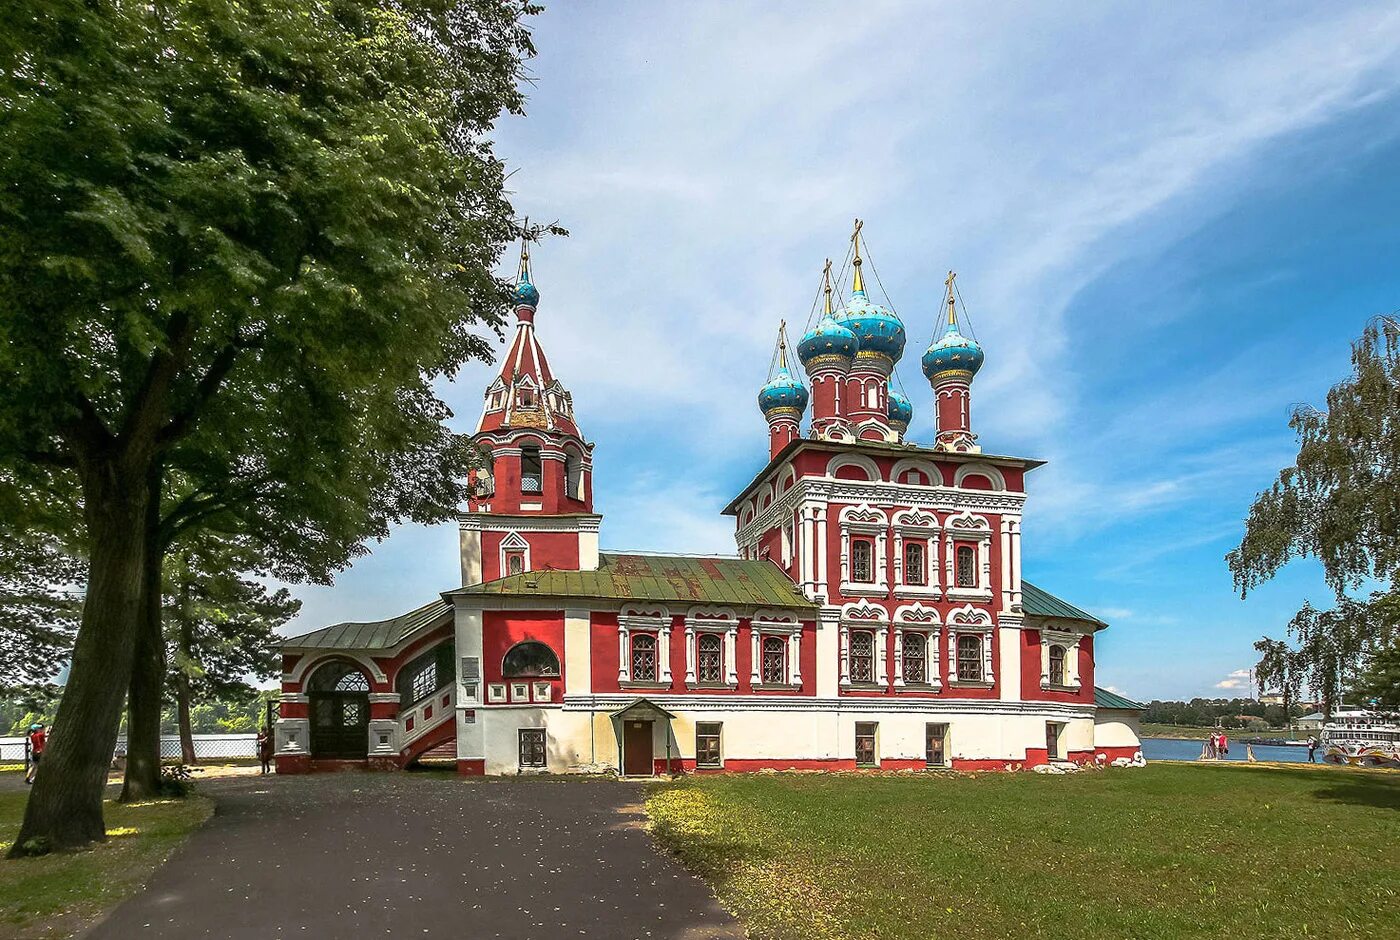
left=839, top=504, right=889, bottom=598
left=893, top=603, right=942, bottom=690
left=946, top=605, right=995, bottom=687
left=892, top=509, right=941, bottom=600
left=751, top=612, right=803, bottom=688
left=838, top=600, right=888, bottom=688
left=944, top=511, right=994, bottom=602
left=683, top=607, right=739, bottom=688
left=618, top=606, right=672, bottom=687
left=498, top=531, right=530, bottom=578
left=1039, top=627, right=1085, bottom=691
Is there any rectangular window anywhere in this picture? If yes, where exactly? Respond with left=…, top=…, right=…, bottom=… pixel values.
left=851, top=538, right=875, bottom=583
left=519, top=729, right=546, bottom=768
left=849, top=630, right=875, bottom=683
left=955, top=544, right=977, bottom=588
left=631, top=634, right=658, bottom=682
left=505, top=550, right=525, bottom=576
left=1046, top=722, right=1062, bottom=761
left=855, top=722, right=878, bottom=767
left=520, top=445, right=542, bottom=494
left=926, top=723, right=948, bottom=768
left=696, top=722, right=722, bottom=769
left=904, top=541, right=927, bottom=586
left=410, top=662, right=437, bottom=703
left=761, top=635, right=787, bottom=685
left=696, top=633, right=723, bottom=683
left=903, top=632, right=927, bottom=684
left=956, top=633, right=984, bottom=682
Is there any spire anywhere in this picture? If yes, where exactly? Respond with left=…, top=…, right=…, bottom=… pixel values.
left=945, top=270, right=957, bottom=328
left=518, top=217, right=532, bottom=283
left=776, top=319, right=790, bottom=371
left=822, top=259, right=834, bottom=316
left=512, top=218, right=540, bottom=313
left=850, top=218, right=866, bottom=296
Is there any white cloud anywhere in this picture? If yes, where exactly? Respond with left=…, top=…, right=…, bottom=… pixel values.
left=1215, top=668, right=1253, bottom=690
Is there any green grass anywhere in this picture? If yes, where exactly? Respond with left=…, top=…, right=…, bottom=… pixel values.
left=1140, top=723, right=1300, bottom=740
left=0, top=789, right=212, bottom=938
left=647, top=764, right=1400, bottom=940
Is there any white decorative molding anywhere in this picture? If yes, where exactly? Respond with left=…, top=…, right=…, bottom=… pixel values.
left=617, top=605, right=671, bottom=685
left=1039, top=627, right=1086, bottom=691
left=683, top=606, right=738, bottom=688
left=457, top=513, right=602, bottom=533
left=498, top=530, right=530, bottom=575
left=953, top=461, right=1008, bottom=491
left=825, top=452, right=882, bottom=482
left=560, top=693, right=1095, bottom=719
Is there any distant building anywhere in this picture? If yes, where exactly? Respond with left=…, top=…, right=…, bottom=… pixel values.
left=1295, top=712, right=1325, bottom=732
left=274, top=229, right=1145, bottom=775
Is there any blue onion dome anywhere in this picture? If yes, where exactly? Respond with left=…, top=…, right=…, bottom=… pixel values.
left=838, top=268, right=906, bottom=367
left=887, top=384, right=913, bottom=428
left=922, top=322, right=984, bottom=382
left=758, top=364, right=809, bottom=419
left=797, top=313, right=858, bottom=370
left=514, top=270, right=539, bottom=309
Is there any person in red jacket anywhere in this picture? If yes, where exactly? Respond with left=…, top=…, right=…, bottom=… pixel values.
left=25, top=723, right=46, bottom=785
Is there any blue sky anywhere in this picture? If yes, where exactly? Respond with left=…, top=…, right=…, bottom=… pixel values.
left=278, top=2, right=1400, bottom=701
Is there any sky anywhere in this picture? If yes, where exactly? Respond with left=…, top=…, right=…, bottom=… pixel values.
left=278, top=2, right=1400, bottom=701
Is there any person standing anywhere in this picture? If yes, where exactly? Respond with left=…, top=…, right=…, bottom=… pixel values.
left=1307, top=736, right=1318, bottom=763
left=257, top=726, right=273, bottom=775
left=24, top=723, right=46, bottom=785
left=1219, top=732, right=1230, bottom=758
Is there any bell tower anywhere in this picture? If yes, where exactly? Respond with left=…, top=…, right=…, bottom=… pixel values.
left=460, top=233, right=601, bottom=584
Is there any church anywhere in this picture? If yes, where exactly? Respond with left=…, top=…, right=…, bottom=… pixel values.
left=274, top=224, right=1145, bottom=775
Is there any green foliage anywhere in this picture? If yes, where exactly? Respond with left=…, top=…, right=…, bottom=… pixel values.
left=1141, top=697, right=1301, bottom=729
left=1229, top=318, right=1400, bottom=707
left=1348, top=639, right=1400, bottom=709
left=649, top=767, right=1400, bottom=940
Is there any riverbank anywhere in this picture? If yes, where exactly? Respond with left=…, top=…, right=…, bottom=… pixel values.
left=1140, top=722, right=1300, bottom=741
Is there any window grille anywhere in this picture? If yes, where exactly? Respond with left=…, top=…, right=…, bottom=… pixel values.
left=904, top=632, right=927, bottom=684
left=697, top=633, right=723, bottom=683
left=519, top=729, right=546, bottom=768
left=631, top=634, right=657, bottom=682
left=851, top=539, right=874, bottom=583
left=506, top=551, right=525, bottom=575
left=904, top=542, right=927, bottom=586
left=696, top=722, right=722, bottom=768
left=1049, top=645, right=1067, bottom=686
left=956, top=545, right=977, bottom=588
left=410, top=663, right=437, bottom=703
left=341, top=700, right=363, bottom=725
left=855, top=722, right=877, bottom=767
left=520, top=445, right=542, bottom=493
left=502, top=641, right=560, bottom=678
left=333, top=671, right=369, bottom=692
left=956, top=633, right=983, bottom=682
left=849, top=630, right=875, bottom=683
left=761, top=635, right=787, bottom=685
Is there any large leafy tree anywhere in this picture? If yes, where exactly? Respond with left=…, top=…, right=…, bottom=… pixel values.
left=0, top=0, right=537, bottom=853
left=1229, top=318, right=1400, bottom=711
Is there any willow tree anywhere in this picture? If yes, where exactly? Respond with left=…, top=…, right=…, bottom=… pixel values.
left=1, top=0, right=538, bottom=853
left=1229, top=318, right=1400, bottom=712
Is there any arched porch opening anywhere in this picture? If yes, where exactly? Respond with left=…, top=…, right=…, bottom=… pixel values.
left=307, top=659, right=372, bottom=759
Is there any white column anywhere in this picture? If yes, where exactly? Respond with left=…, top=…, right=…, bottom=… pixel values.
left=1000, top=519, right=1012, bottom=611
left=750, top=628, right=761, bottom=684
left=943, top=532, right=954, bottom=586
left=816, top=507, right=829, bottom=599
left=839, top=528, right=850, bottom=585
left=659, top=622, right=673, bottom=684
left=875, top=626, right=888, bottom=684
left=684, top=624, right=696, bottom=684
left=984, top=627, right=995, bottom=684
left=564, top=608, right=591, bottom=696
left=617, top=626, right=629, bottom=683
left=725, top=625, right=739, bottom=685
left=980, top=536, right=992, bottom=594
left=789, top=631, right=802, bottom=685
left=1011, top=518, right=1023, bottom=609
left=893, top=627, right=905, bottom=687
left=999, top=624, right=1021, bottom=702
left=839, top=623, right=850, bottom=686
left=892, top=530, right=904, bottom=587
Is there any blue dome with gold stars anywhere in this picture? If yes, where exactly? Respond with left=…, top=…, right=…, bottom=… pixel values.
left=839, top=289, right=906, bottom=362
left=887, top=384, right=913, bottom=427
left=758, top=364, right=808, bottom=418
left=797, top=313, right=858, bottom=368
left=514, top=271, right=539, bottom=309
left=922, top=322, right=984, bottom=381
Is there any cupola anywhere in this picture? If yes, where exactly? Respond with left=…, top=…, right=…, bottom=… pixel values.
left=887, top=383, right=913, bottom=433
left=838, top=221, right=906, bottom=370
left=921, top=271, right=984, bottom=383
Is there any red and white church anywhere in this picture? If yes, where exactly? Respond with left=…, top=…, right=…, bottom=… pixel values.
left=274, top=227, right=1144, bottom=776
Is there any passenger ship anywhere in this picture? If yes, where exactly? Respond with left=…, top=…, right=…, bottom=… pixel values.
left=1320, top=709, right=1400, bottom=768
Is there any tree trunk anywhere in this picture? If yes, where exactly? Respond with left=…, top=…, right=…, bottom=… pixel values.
left=120, top=495, right=166, bottom=800
left=176, top=670, right=196, bottom=765
left=9, top=471, right=149, bottom=855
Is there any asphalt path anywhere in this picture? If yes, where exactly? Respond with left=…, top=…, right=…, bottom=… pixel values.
left=87, top=772, right=742, bottom=939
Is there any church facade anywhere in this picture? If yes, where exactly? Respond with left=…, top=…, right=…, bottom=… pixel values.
left=274, top=227, right=1144, bottom=776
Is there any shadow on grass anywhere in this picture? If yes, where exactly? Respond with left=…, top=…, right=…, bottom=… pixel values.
left=1241, top=764, right=1400, bottom=811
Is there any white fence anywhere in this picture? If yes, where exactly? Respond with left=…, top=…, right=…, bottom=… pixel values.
left=2, top=733, right=259, bottom=762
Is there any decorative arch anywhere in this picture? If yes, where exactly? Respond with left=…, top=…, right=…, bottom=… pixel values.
left=308, top=659, right=372, bottom=692
left=948, top=604, right=993, bottom=627
left=778, top=465, right=797, bottom=493
left=954, top=462, right=1007, bottom=491
left=502, top=640, right=561, bottom=678
left=826, top=452, right=881, bottom=481
left=839, top=503, right=888, bottom=526
left=894, top=602, right=942, bottom=625
left=945, top=509, right=993, bottom=534
left=839, top=599, right=889, bottom=624
left=499, top=530, right=530, bottom=576
left=289, top=651, right=386, bottom=687
left=891, top=456, right=940, bottom=486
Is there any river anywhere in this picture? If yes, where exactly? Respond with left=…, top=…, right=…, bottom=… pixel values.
left=1140, top=737, right=1314, bottom=763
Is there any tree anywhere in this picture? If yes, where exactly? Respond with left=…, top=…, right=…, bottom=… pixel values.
left=1347, top=639, right=1400, bottom=709
left=0, top=474, right=83, bottom=685
left=166, top=537, right=298, bottom=764
left=1, top=0, right=537, bottom=853
left=1253, top=638, right=1301, bottom=729
left=1229, top=318, right=1400, bottom=715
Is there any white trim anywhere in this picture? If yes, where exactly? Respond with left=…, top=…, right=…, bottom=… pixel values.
left=498, top=530, right=531, bottom=576
left=559, top=693, right=1094, bottom=719
left=825, top=452, right=882, bottom=482
left=953, top=462, right=1007, bottom=491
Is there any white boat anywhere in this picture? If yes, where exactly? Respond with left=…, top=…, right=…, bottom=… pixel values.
left=1320, top=709, right=1400, bottom=768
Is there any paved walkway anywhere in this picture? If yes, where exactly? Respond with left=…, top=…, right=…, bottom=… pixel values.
left=88, top=772, right=741, bottom=939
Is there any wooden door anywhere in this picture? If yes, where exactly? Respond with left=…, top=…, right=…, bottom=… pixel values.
left=623, top=719, right=653, bottom=776
left=310, top=692, right=369, bottom=759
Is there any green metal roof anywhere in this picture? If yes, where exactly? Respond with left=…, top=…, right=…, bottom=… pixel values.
left=449, top=552, right=817, bottom=611
left=1094, top=686, right=1146, bottom=710
left=1021, top=581, right=1107, bottom=628
left=277, top=599, right=452, bottom=651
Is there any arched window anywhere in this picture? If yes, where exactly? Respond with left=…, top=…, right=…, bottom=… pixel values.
left=851, top=539, right=874, bottom=583
left=1049, top=645, right=1067, bottom=686
left=956, top=634, right=983, bottom=682
left=761, top=635, right=787, bottom=685
left=955, top=545, right=977, bottom=588
left=630, top=634, right=657, bottom=682
left=849, top=630, right=875, bottom=683
left=697, top=633, right=723, bottom=683
left=565, top=451, right=583, bottom=501
left=904, top=632, right=927, bottom=684
left=904, top=542, right=926, bottom=586
left=520, top=445, right=542, bottom=493
left=309, top=660, right=370, bottom=692
left=502, top=641, right=561, bottom=678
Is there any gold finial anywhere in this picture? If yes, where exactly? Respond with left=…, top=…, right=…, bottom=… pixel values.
left=518, top=217, right=532, bottom=281
left=822, top=259, right=834, bottom=316
left=777, top=319, right=789, bottom=370
left=945, top=270, right=957, bottom=326
left=851, top=218, right=865, bottom=294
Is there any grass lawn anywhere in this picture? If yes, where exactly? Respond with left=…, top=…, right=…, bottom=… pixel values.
left=0, top=788, right=212, bottom=938
left=647, top=763, right=1399, bottom=940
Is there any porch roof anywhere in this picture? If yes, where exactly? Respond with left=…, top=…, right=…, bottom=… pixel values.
left=1093, top=687, right=1146, bottom=710
left=276, top=599, right=452, bottom=651
left=1021, top=581, right=1108, bottom=628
